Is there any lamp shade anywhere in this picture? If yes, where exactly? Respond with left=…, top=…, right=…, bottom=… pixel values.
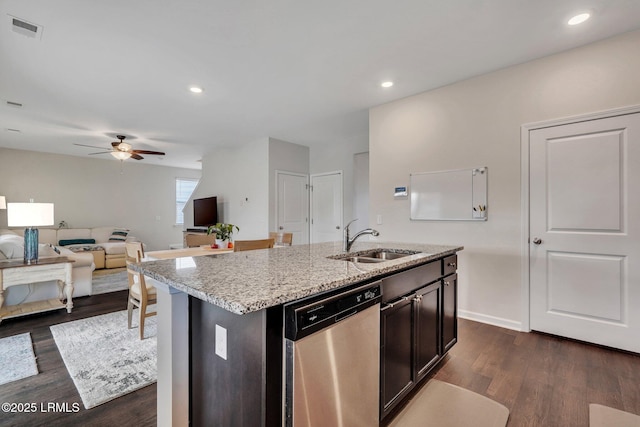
left=0, top=196, right=5, bottom=210
left=7, top=202, right=55, bottom=227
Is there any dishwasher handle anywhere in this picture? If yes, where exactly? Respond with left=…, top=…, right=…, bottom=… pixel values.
left=335, top=308, right=358, bottom=322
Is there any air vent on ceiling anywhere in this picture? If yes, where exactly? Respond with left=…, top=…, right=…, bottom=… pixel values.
left=6, top=101, right=23, bottom=108
left=8, top=15, right=43, bottom=39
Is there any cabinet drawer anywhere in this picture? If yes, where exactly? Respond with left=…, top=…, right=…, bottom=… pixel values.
left=443, top=254, right=458, bottom=276
left=381, top=261, right=441, bottom=303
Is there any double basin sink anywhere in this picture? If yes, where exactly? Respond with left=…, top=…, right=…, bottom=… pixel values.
left=329, top=249, right=421, bottom=264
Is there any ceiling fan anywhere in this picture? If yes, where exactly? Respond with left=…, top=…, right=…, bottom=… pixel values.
left=74, top=135, right=165, bottom=160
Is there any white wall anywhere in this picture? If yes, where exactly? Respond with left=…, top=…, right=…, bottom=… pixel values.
left=188, top=136, right=366, bottom=243
left=268, top=138, right=310, bottom=232
left=0, top=148, right=200, bottom=251
left=190, top=139, right=270, bottom=239
left=369, top=30, right=640, bottom=329
left=352, top=152, right=370, bottom=233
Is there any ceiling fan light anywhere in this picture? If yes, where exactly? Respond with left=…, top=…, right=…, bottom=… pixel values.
left=111, top=151, right=132, bottom=160
left=118, top=142, right=132, bottom=151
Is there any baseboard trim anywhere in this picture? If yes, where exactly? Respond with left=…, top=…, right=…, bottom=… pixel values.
left=458, top=310, right=522, bottom=332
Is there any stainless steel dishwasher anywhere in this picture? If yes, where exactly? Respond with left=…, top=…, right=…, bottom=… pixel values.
left=284, top=281, right=382, bottom=427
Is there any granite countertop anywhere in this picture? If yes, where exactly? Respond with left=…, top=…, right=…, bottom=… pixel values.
left=132, top=241, right=463, bottom=315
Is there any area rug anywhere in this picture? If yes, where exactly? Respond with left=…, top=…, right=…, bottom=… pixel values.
left=590, top=404, right=640, bottom=427
left=388, top=379, right=509, bottom=427
left=0, top=333, right=38, bottom=386
left=50, top=310, right=157, bottom=409
left=92, top=269, right=128, bottom=295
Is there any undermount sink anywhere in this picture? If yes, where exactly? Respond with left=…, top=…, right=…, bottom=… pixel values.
left=341, top=256, right=387, bottom=263
left=366, top=251, right=416, bottom=260
left=330, top=249, right=421, bottom=263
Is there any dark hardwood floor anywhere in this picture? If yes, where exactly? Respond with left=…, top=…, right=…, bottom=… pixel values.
left=427, top=318, right=640, bottom=427
left=0, top=290, right=156, bottom=427
left=1, top=294, right=639, bottom=427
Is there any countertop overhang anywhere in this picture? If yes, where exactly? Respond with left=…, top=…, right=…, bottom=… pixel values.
left=132, top=241, right=463, bottom=315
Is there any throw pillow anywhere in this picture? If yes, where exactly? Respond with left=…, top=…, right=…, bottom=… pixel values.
left=109, top=228, right=129, bottom=242
left=58, top=238, right=96, bottom=246
left=0, top=235, right=24, bottom=259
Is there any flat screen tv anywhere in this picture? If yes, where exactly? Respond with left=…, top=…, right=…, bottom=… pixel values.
left=193, top=196, right=218, bottom=227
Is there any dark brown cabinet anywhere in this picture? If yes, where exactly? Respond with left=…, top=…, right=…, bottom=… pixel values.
left=380, top=295, right=413, bottom=414
left=442, top=273, right=458, bottom=353
left=415, top=282, right=441, bottom=380
left=380, top=255, right=459, bottom=420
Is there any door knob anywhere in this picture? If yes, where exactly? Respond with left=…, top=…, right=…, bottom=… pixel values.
left=336, top=226, right=340, bottom=229
left=279, top=226, right=284, bottom=230
left=533, top=238, right=542, bottom=245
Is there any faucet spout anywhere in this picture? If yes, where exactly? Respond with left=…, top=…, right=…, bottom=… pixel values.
left=343, top=219, right=380, bottom=251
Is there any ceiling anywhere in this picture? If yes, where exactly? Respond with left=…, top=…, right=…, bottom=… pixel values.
left=1, top=1, right=639, bottom=170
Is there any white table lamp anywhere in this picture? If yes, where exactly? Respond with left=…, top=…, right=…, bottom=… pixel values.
left=7, top=202, right=55, bottom=264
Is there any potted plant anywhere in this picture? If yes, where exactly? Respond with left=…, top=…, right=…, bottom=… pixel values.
left=207, top=223, right=239, bottom=248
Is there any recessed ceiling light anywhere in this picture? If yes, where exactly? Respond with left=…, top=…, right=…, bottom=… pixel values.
left=381, top=81, right=394, bottom=88
left=189, top=86, right=203, bottom=93
left=568, top=12, right=590, bottom=26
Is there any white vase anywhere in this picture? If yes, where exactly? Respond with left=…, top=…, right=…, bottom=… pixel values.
left=215, top=239, right=227, bottom=248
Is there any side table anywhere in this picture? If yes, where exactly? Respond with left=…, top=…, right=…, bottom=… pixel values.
left=0, top=256, right=75, bottom=323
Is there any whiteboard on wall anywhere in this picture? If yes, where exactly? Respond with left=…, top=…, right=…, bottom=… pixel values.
left=410, top=167, right=487, bottom=221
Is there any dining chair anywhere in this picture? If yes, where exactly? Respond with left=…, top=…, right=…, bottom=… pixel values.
left=269, top=232, right=293, bottom=246
left=185, top=233, right=215, bottom=248
left=233, top=238, right=275, bottom=252
left=125, top=242, right=157, bottom=340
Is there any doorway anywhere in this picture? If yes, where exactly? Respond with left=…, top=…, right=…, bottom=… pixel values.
left=275, top=171, right=309, bottom=245
left=310, top=171, right=343, bottom=243
left=522, top=107, right=640, bottom=353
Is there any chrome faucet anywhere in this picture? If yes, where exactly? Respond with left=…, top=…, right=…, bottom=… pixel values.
left=343, top=219, right=380, bottom=251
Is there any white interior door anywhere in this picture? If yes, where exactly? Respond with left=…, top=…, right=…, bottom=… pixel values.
left=310, top=171, right=343, bottom=243
left=276, top=171, right=309, bottom=245
left=529, top=112, right=640, bottom=353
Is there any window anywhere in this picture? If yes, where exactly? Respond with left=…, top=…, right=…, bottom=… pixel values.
left=176, top=178, right=199, bottom=224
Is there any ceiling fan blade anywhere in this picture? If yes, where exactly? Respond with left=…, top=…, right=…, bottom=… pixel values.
left=131, top=153, right=144, bottom=160
left=131, top=150, right=165, bottom=155
left=88, top=151, right=112, bottom=155
left=74, top=143, right=109, bottom=150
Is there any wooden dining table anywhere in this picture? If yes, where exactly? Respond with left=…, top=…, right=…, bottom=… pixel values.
left=145, top=245, right=233, bottom=260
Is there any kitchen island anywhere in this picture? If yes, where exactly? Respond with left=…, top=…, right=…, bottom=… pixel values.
left=133, top=241, right=462, bottom=426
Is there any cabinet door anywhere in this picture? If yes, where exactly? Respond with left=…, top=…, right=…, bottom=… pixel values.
left=414, top=282, right=441, bottom=380
left=380, top=296, right=414, bottom=415
left=442, top=274, right=458, bottom=353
